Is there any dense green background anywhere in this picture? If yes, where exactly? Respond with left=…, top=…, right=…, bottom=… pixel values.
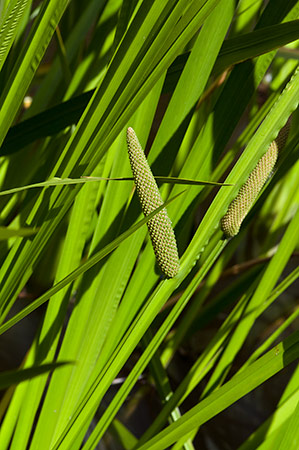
left=0, top=0, right=298, bottom=448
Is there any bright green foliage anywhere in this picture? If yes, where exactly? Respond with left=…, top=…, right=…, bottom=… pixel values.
left=126, top=127, right=180, bottom=277
left=0, top=0, right=30, bottom=71
left=0, top=1, right=299, bottom=449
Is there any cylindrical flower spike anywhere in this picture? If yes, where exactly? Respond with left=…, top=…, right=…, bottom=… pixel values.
left=221, top=119, right=291, bottom=238
left=126, top=127, right=180, bottom=278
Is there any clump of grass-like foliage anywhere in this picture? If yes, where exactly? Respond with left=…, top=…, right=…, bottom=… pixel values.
left=0, top=1, right=298, bottom=449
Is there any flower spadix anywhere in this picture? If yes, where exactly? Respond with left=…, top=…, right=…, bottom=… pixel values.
left=221, top=119, right=291, bottom=238
left=126, top=127, right=180, bottom=278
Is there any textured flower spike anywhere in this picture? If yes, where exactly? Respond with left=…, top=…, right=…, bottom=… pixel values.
left=126, top=127, right=180, bottom=278
left=221, top=118, right=291, bottom=238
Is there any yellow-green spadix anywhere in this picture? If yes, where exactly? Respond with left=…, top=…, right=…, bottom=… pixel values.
left=126, top=127, right=180, bottom=278
left=221, top=119, right=291, bottom=238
